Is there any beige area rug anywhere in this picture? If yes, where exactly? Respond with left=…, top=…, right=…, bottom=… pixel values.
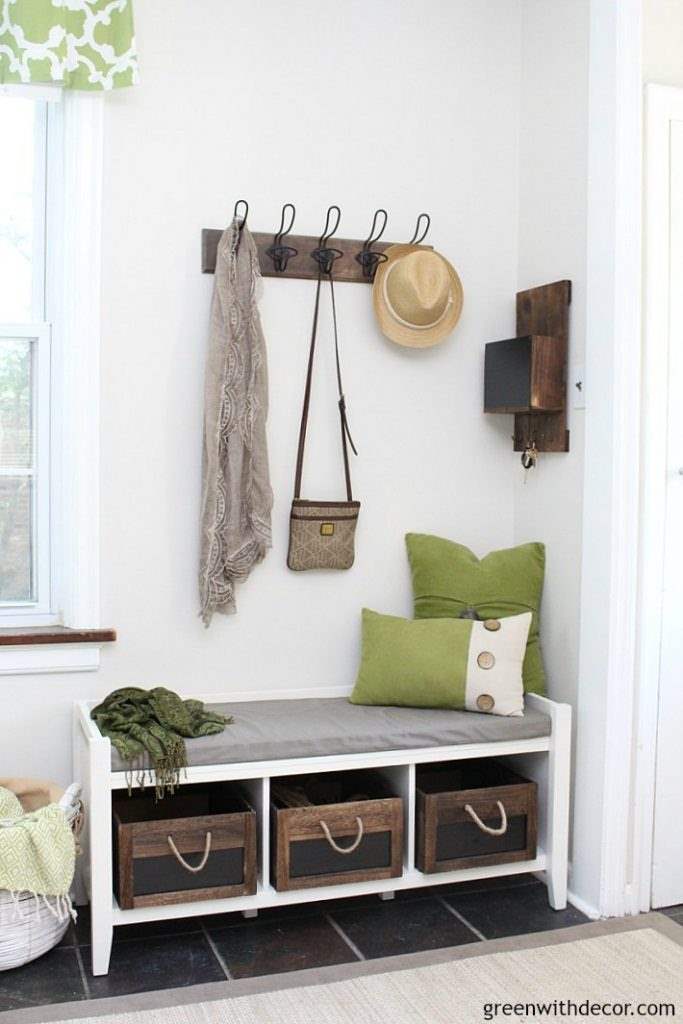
left=3, top=914, right=682, bottom=1024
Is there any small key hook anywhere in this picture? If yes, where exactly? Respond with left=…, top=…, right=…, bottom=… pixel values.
left=521, top=441, right=539, bottom=472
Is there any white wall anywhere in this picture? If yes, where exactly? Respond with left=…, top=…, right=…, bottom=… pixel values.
left=2, top=0, right=524, bottom=785
left=514, top=0, right=589, bottom=895
left=644, top=0, right=683, bottom=85
left=514, top=0, right=588, bottom=713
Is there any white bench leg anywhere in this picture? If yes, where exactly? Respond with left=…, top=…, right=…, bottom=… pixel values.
left=242, top=908, right=258, bottom=919
left=544, top=699, right=571, bottom=910
left=521, top=695, right=572, bottom=912
left=547, top=871, right=568, bottom=911
left=91, top=916, right=114, bottom=976
left=87, top=727, right=114, bottom=975
left=379, top=891, right=395, bottom=901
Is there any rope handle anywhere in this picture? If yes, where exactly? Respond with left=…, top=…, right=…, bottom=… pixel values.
left=319, top=816, right=364, bottom=855
left=464, top=800, right=508, bottom=836
left=166, top=831, right=212, bottom=873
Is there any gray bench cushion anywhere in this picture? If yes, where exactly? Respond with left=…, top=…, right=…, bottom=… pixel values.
left=108, top=697, right=551, bottom=771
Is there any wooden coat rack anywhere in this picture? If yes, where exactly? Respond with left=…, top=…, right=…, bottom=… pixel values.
left=201, top=230, right=424, bottom=283
left=201, top=203, right=432, bottom=284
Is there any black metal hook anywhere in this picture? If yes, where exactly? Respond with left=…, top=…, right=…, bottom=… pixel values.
left=408, top=212, right=430, bottom=246
left=266, top=202, right=298, bottom=273
left=319, top=204, right=341, bottom=247
left=233, top=199, right=249, bottom=253
left=355, top=208, right=389, bottom=279
left=275, top=202, right=296, bottom=244
left=234, top=199, right=249, bottom=230
left=311, top=205, right=343, bottom=275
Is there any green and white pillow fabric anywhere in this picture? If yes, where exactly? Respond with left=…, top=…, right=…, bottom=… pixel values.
left=350, top=609, right=532, bottom=717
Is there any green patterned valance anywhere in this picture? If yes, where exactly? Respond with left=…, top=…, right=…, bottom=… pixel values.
left=0, top=0, right=138, bottom=91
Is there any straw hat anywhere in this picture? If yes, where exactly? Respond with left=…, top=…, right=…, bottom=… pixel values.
left=372, top=245, right=463, bottom=348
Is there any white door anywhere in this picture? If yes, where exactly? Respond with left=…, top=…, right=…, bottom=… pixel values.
left=652, top=118, right=683, bottom=909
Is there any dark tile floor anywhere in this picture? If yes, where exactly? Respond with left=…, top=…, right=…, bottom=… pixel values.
left=660, top=903, right=683, bottom=926
left=0, top=876, right=629, bottom=1014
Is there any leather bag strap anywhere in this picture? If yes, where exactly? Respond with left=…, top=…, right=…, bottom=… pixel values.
left=294, top=272, right=357, bottom=501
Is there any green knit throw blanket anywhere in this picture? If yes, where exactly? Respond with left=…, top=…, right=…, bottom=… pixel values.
left=0, top=787, right=75, bottom=921
left=91, top=687, right=231, bottom=797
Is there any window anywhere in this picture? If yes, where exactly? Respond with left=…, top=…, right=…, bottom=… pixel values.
left=0, top=96, right=53, bottom=622
left=0, top=88, right=104, bottom=670
left=0, top=97, right=54, bottom=622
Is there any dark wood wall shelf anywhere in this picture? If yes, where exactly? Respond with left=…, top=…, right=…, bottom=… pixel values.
left=484, top=280, right=571, bottom=453
left=0, top=627, right=117, bottom=647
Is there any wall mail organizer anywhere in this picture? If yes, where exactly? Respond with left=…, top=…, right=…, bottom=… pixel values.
left=201, top=202, right=432, bottom=284
left=484, top=279, right=572, bottom=453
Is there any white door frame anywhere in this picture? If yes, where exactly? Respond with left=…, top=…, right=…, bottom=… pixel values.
left=633, top=83, right=683, bottom=912
left=570, top=0, right=643, bottom=920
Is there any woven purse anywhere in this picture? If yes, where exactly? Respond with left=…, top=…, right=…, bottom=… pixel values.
left=288, top=272, right=359, bottom=571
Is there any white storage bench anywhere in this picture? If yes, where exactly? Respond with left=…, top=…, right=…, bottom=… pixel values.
left=73, top=690, right=571, bottom=976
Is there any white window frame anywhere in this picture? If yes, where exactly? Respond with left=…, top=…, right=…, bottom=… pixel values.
left=31, top=93, right=48, bottom=322
left=0, top=87, right=103, bottom=672
left=0, top=323, right=52, bottom=622
left=0, top=96, right=54, bottom=624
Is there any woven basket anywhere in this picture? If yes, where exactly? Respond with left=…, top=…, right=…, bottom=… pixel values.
left=0, top=781, right=83, bottom=972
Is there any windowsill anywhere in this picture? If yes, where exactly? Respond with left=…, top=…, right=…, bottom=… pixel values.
left=0, top=627, right=116, bottom=675
left=0, top=626, right=116, bottom=646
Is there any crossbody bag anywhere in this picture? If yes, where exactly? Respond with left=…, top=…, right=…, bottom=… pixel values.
left=287, top=272, right=360, bottom=571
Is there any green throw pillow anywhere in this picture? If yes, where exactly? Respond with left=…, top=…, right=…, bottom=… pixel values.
left=350, top=608, right=532, bottom=716
left=405, top=534, right=546, bottom=695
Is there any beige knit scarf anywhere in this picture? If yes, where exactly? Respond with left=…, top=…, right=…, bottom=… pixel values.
left=199, top=220, right=273, bottom=624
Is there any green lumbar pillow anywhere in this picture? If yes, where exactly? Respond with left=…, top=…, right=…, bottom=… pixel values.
left=405, top=534, right=546, bottom=695
left=350, top=608, right=532, bottom=716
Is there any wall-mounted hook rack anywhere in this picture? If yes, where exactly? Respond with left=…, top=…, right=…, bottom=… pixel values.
left=201, top=206, right=432, bottom=284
